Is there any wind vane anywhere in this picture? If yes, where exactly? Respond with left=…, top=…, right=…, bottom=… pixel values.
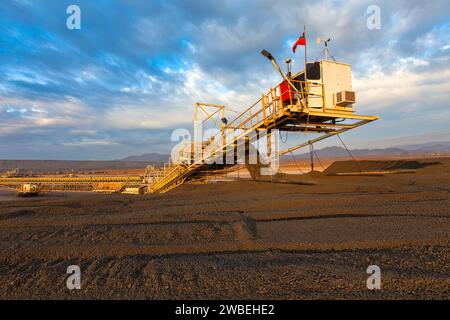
left=316, top=36, right=336, bottom=61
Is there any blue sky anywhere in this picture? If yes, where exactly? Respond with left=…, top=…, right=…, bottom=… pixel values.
left=1, top=0, right=449, bottom=160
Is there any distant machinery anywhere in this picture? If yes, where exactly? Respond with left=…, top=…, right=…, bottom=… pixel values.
left=0, top=44, right=378, bottom=195
left=1, top=168, right=34, bottom=178
left=17, top=183, right=42, bottom=196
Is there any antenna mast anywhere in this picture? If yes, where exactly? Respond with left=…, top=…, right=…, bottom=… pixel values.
left=316, top=37, right=335, bottom=61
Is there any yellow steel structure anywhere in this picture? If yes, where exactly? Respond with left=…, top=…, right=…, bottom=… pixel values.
left=0, top=59, right=378, bottom=194
left=148, top=59, right=379, bottom=193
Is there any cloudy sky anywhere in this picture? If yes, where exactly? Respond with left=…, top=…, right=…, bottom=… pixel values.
left=1, top=0, right=449, bottom=160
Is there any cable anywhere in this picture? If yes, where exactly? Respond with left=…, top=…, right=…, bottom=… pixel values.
left=336, top=134, right=362, bottom=172
left=279, top=130, right=288, bottom=143
left=312, top=144, right=325, bottom=171
left=336, top=134, right=355, bottom=161
left=289, top=151, right=305, bottom=174
left=225, top=107, right=240, bottom=114
left=309, top=143, right=315, bottom=172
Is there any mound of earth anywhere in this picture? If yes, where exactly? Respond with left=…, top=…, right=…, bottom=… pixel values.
left=324, top=159, right=441, bottom=175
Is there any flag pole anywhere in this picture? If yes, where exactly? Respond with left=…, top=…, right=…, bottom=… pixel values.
left=304, top=25, right=308, bottom=108
left=304, top=25, right=307, bottom=79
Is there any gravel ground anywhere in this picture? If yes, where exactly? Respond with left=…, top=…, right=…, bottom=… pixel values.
left=0, top=158, right=449, bottom=299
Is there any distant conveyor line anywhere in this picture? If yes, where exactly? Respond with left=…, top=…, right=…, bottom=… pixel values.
left=0, top=176, right=143, bottom=185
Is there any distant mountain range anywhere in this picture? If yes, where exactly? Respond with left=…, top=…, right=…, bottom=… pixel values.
left=118, top=153, right=169, bottom=163
left=395, top=141, right=450, bottom=152
left=118, top=141, right=450, bottom=162
left=294, top=141, right=450, bottom=159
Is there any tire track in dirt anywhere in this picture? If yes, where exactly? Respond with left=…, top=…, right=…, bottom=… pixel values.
left=255, top=213, right=450, bottom=223
left=2, top=238, right=448, bottom=260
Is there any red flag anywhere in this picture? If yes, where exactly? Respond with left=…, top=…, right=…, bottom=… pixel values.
left=292, top=33, right=306, bottom=54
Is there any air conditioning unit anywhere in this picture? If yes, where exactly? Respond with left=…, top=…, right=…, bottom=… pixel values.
left=335, top=91, right=356, bottom=106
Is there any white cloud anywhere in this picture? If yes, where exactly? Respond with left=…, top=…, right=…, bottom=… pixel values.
left=62, top=138, right=118, bottom=147
left=354, top=65, right=450, bottom=112
left=399, top=57, right=429, bottom=67
left=0, top=96, right=93, bottom=134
